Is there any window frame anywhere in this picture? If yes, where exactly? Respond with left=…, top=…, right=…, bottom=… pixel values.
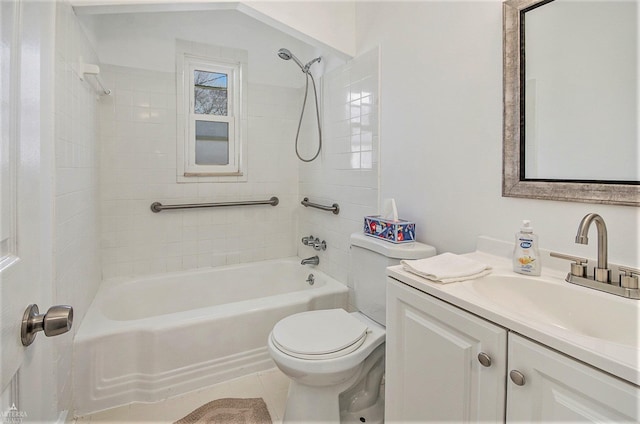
left=176, top=41, right=247, bottom=182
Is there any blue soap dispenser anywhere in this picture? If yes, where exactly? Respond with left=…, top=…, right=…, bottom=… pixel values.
left=513, top=220, right=541, bottom=276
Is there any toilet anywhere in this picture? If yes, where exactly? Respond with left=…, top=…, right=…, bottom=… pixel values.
left=268, top=232, right=436, bottom=423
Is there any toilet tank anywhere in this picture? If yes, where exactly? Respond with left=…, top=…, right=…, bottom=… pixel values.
left=349, top=233, right=436, bottom=326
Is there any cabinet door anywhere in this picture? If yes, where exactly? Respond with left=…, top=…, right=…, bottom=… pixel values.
left=386, top=278, right=507, bottom=423
left=507, top=333, right=640, bottom=422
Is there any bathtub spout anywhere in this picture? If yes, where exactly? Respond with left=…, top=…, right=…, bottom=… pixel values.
left=301, top=256, right=319, bottom=266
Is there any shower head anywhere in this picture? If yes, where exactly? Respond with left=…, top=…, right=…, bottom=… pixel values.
left=277, top=48, right=293, bottom=60
left=277, top=48, right=305, bottom=72
left=277, top=48, right=321, bottom=73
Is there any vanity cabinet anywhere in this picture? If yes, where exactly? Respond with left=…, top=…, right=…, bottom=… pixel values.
left=385, top=278, right=507, bottom=422
left=386, top=278, right=640, bottom=423
left=507, top=333, right=640, bottom=422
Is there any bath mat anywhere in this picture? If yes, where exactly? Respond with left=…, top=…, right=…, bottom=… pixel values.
left=174, top=397, right=272, bottom=424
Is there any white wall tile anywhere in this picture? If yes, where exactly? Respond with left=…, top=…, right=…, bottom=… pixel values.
left=53, top=0, right=102, bottom=415
left=99, top=66, right=299, bottom=278
left=297, top=48, right=380, bottom=297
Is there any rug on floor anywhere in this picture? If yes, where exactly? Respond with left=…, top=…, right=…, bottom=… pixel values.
left=173, top=397, right=272, bottom=424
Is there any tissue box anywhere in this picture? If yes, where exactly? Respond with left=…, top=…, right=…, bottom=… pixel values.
left=364, top=216, right=416, bottom=243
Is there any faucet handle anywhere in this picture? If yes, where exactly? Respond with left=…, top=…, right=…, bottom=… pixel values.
left=550, top=252, right=588, bottom=277
left=312, top=239, right=327, bottom=251
left=618, top=266, right=640, bottom=289
left=302, top=235, right=315, bottom=246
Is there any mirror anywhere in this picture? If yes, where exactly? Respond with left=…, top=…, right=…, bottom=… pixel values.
left=503, top=0, right=640, bottom=206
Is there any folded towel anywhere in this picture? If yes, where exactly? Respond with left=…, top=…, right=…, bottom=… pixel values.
left=401, top=252, right=491, bottom=284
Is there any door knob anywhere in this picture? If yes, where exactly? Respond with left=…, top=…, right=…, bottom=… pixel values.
left=21, top=304, right=73, bottom=346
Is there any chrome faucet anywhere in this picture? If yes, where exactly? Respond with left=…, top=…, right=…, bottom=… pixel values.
left=575, top=213, right=610, bottom=283
left=301, top=255, right=319, bottom=266
left=550, top=213, right=640, bottom=299
left=302, top=235, right=327, bottom=251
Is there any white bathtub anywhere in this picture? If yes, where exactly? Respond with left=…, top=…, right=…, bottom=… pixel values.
left=73, top=258, right=348, bottom=416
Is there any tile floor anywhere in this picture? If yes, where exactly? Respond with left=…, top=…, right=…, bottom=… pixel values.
left=74, top=368, right=290, bottom=423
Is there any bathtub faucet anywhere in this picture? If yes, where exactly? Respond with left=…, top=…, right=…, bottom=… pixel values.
left=301, top=256, right=319, bottom=266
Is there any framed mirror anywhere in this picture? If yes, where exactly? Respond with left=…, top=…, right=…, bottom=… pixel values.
left=503, top=0, right=639, bottom=206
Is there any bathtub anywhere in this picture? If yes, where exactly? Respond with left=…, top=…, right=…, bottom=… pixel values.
left=73, top=257, right=348, bottom=416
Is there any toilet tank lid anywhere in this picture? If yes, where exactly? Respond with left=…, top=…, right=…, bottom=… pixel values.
left=350, top=233, right=436, bottom=260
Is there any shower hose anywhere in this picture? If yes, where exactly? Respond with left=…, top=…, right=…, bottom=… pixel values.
left=295, top=71, right=322, bottom=162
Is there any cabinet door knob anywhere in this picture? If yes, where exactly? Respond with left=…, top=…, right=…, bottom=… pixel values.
left=509, top=370, right=526, bottom=386
left=477, top=352, right=492, bottom=367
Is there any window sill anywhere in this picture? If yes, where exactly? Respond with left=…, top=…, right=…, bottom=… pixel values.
left=177, top=172, right=248, bottom=183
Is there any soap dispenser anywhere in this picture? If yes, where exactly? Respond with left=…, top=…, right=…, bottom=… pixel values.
left=513, top=220, right=541, bottom=276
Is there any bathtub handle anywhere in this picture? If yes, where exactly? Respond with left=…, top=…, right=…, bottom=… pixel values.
left=306, top=274, right=315, bottom=285
left=312, top=239, right=327, bottom=251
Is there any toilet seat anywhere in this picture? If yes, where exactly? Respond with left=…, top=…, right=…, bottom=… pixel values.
left=271, top=309, right=369, bottom=360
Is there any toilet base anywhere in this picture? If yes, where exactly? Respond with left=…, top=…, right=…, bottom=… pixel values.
left=283, top=378, right=352, bottom=423
left=281, top=344, right=385, bottom=423
left=341, top=395, right=385, bottom=424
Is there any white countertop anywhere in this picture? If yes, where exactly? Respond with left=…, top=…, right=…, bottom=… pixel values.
left=387, top=249, right=640, bottom=386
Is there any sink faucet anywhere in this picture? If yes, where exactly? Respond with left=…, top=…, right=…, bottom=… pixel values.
left=551, top=213, right=639, bottom=299
left=575, top=213, right=610, bottom=283
left=301, top=255, right=319, bottom=266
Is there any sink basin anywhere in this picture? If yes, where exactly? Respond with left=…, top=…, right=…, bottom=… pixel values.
left=465, top=275, right=640, bottom=348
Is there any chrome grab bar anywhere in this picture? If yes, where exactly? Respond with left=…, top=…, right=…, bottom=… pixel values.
left=300, top=197, right=340, bottom=215
left=150, top=196, right=279, bottom=213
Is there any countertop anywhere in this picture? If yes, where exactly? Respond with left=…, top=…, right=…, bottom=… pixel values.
left=387, top=249, right=640, bottom=387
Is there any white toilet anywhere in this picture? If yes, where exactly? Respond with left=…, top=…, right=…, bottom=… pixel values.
left=268, top=233, right=436, bottom=423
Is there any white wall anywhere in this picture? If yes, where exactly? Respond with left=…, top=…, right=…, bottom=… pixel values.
left=298, top=48, right=380, bottom=304
left=78, top=1, right=639, bottom=279
left=71, top=0, right=356, bottom=59
left=78, top=9, right=319, bottom=86
left=242, top=1, right=356, bottom=57
left=99, top=65, right=300, bottom=277
left=356, top=1, right=639, bottom=268
left=53, top=1, right=102, bottom=416
left=84, top=10, right=318, bottom=278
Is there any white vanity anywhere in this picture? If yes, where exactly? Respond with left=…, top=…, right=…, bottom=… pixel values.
left=385, top=238, right=640, bottom=422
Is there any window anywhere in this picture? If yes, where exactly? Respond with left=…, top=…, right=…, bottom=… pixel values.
left=189, top=63, right=235, bottom=172
left=177, top=41, right=247, bottom=181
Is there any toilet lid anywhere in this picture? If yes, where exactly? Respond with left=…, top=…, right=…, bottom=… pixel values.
left=271, top=309, right=368, bottom=359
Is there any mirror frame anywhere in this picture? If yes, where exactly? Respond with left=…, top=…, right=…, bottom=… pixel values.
left=502, top=0, right=639, bottom=207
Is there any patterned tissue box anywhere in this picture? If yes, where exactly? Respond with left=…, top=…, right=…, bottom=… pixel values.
left=364, top=216, right=416, bottom=243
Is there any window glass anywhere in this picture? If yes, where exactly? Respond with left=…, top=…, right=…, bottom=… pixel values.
left=195, top=120, right=229, bottom=165
left=194, top=70, right=228, bottom=115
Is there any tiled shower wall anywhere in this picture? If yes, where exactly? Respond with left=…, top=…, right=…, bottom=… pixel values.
left=298, top=48, right=380, bottom=298
left=98, top=65, right=301, bottom=279
left=53, top=1, right=102, bottom=412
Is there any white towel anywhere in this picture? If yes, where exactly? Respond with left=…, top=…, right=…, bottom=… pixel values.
left=401, top=252, right=491, bottom=284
